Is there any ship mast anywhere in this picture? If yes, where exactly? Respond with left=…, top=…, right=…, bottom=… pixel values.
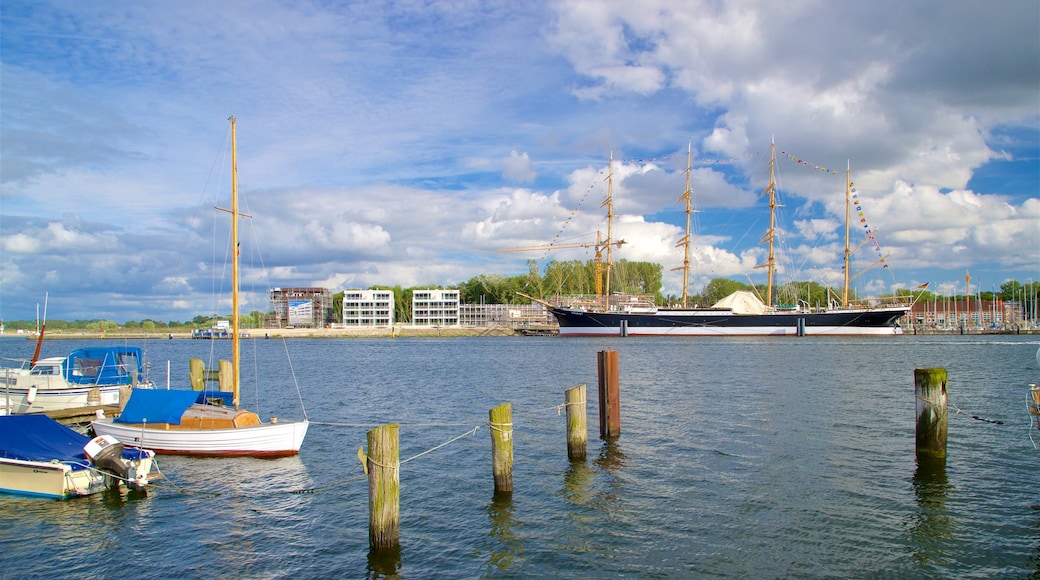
left=673, top=141, right=696, bottom=308
left=601, top=152, right=616, bottom=311
left=756, top=139, right=778, bottom=307
left=215, top=116, right=244, bottom=407
left=842, top=161, right=852, bottom=308
left=230, top=115, right=241, bottom=408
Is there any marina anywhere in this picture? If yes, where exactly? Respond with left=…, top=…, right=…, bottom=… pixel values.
left=0, top=334, right=1036, bottom=576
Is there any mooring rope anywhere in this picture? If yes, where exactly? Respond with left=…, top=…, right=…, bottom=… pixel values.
left=290, top=424, right=484, bottom=494
left=913, top=396, right=1004, bottom=425
left=401, top=424, right=483, bottom=465
left=309, top=420, right=478, bottom=428
left=149, top=459, right=222, bottom=496
left=948, top=401, right=1004, bottom=425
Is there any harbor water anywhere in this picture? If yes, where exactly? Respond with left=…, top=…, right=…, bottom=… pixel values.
left=1, top=334, right=1038, bottom=578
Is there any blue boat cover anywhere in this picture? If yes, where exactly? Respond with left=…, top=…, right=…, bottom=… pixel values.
left=0, top=415, right=149, bottom=471
left=114, top=389, right=203, bottom=424
left=62, top=346, right=148, bottom=386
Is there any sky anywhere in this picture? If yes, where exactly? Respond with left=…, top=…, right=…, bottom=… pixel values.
left=1, top=0, right=1038, bottom=323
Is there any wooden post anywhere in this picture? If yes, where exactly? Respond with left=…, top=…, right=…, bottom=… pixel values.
left=189, top=358, right=205, bottom=390
left=489, top=403, right=514, bottom=495
left=218, top=359, right=233, bottom=392
left=365, top=423, right=400, bottom=550
left=915, top=368, right=948, bottom=460
left=118, top=386, right=132, bottom=412
left=597, top=350, right=621, bottom=438
left=565, top=384, right=587, bottom=461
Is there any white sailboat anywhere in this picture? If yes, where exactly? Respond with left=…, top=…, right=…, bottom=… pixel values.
left=92, top=117, right=309, bottom=457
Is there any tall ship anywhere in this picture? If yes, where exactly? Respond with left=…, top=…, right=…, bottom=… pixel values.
left=527, top=142, right=911, bottom=337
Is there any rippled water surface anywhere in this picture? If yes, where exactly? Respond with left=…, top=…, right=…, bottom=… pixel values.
left=1, top=334, right=1038, bottom=578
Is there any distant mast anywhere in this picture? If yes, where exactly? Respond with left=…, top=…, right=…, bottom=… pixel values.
left=756, top=139, right=779, bottom=307
left=843, top=161, right=852, bottom=308
left=602, top=152, right=616, bottom=311
left=673, top=141, right=696, bottom=308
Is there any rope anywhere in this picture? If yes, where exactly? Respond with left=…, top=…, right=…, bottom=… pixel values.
left=290, top=424, right=484, bottom=494
left=949, top=401, right=1004, bottom=425
left=309, top=421, right=477, bottom=428
left=402, top=424, right=483, bottom=464
left=486, top=421, right=512, bottom=434
left=515, top=400, right=585, bottom=417
left=290, top=466, right=367, bottom=495
left=149, top=459, right=222, bottom=497
left=913, top=396, right=1004, bottom=425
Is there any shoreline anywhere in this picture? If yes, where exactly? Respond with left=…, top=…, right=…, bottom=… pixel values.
left=4, top=326, right=1037, bottom=340
left=3, top=326, right=523, bottom=340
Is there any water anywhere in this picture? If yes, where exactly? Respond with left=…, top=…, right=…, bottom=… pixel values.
left=1, top=335, right=1038, bottom=578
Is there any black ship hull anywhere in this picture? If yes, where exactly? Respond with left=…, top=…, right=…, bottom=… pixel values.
left=549, top=306, right=907, bottom=336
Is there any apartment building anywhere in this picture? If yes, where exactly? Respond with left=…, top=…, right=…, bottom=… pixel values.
left=412, top=289, right=460, bottom=326
left=342, top=289, right=395, bottom=327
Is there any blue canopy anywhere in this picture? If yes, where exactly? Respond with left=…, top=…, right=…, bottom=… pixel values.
left=114, top=388, right=203, bottom=424
left=0, top=415, right=149, bottom=469
left=62, top=346, right=147, bottom=386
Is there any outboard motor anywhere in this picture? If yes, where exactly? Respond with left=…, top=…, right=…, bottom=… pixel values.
left=84, top=435, right=141, bottom=490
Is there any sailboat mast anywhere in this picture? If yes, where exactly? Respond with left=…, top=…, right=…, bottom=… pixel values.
left=757, top=140, right=778, bottom=307
left=602, top=152, right=616, bottom=311
left=675, top=141, right=694, bottom=308
left=230, top=116, right=241, bottom=408
left=842, top=161, right=852, bottom=308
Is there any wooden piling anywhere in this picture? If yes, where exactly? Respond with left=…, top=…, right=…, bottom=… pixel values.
left=565, top=384, right=588, bottom=461
left=597, top=350, right=621, bottom=438
left=118, top=386, right=132, bottom=412
left=365, top=423, right=400, bottom=550
left=189, top=358, right=205, bottom=390
left=218, top=359, right=233, bottom=392
left=489, top=403, right=514, bottom=494
left=915, top=368, right=948, bottom=460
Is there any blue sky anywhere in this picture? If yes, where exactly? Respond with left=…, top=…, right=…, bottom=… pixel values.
left=1, top=0, right=1038, bottom=323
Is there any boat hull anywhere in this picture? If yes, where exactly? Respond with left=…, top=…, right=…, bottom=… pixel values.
left=0, top=457, right=86, bottom=499
left=0, top=384, right=125, bottom=414
left=1, top=345, right=152, bottom=414
left=0, top=414, right=156, bottom=499
left=550, top=307, right=907, bottom=337
left=91, top=418, right=309, bottom=458
left=0, top=455, right=154, bottom=499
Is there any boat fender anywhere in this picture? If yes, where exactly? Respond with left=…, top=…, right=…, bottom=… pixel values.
left=357, top=446, right=369, bottom=475
left=26, top=385, right=37, bottom=405
left=84, top=435, right=131, bottom=489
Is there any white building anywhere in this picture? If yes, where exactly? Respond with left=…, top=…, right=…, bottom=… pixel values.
left=342, top=289, right=395, bottom=327
left=412, top=289, right=459, bottom=326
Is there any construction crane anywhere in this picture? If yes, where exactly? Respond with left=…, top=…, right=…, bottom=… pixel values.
left=499, top=232, right=626, bottom=298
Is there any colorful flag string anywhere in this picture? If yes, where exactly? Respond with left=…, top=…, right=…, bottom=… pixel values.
left=779, top=150, right=841, bottom=175
left=625, top=151, right=758, bottom=166
left=850, top=183, right=888, bottom=269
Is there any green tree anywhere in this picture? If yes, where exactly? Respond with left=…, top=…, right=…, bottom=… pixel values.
left=697, top=278, right=751, bottom=304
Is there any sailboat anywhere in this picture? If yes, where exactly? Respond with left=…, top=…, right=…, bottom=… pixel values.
left=536, top=142, right=911, bottom=336
left=92, top=117, right=309, bottom=456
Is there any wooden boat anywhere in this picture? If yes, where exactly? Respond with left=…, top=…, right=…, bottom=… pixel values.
left=535, top=142, right=910, bottom=336
left=0, top=415, right=154, bottom=499
left=92, top=117, right=309, bottom=457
